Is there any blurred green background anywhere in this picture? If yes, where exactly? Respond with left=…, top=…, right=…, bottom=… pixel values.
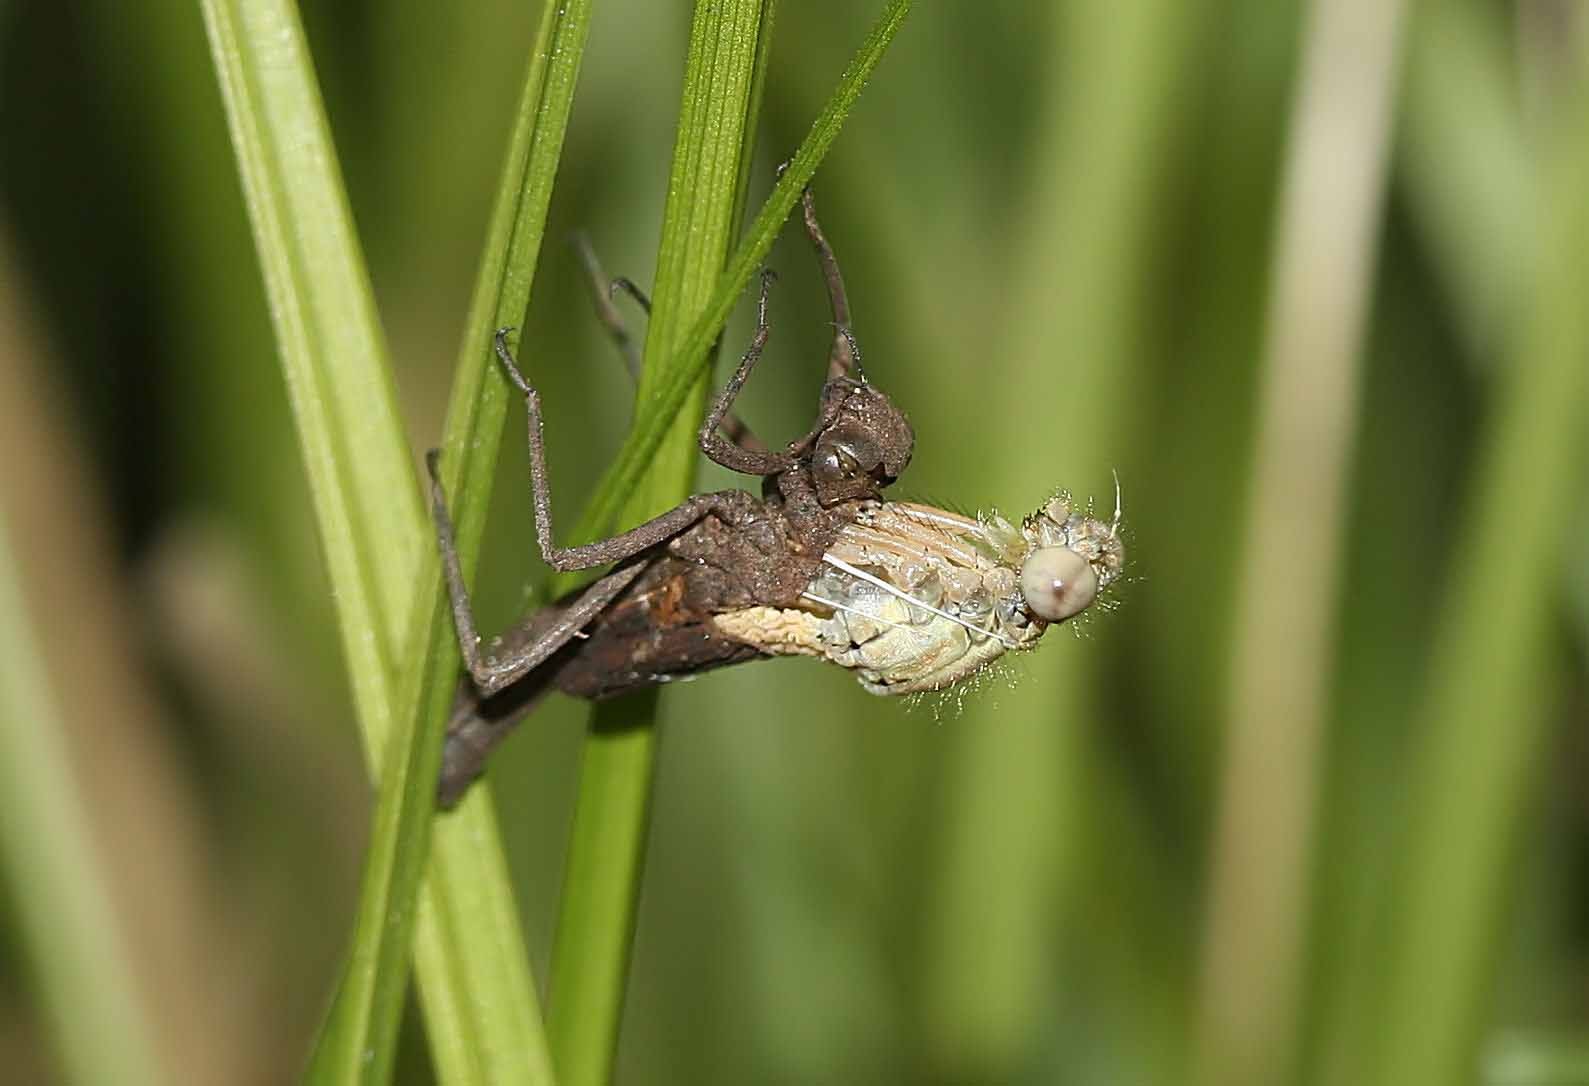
left=2, top=1, right=1588, bottom=1084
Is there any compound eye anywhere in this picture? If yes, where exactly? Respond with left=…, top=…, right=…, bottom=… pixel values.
left=816, top=434, right=882, bottom=483
left=839, top=436, right=883, bottom=476
left=1019, top=546, right=1098, bottom=623
left=812, top=446, right=852, bottom=487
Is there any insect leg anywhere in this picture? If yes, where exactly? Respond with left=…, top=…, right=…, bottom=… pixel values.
left=436, top=592, right=582, bottom=805
left=426, top=449, right=647, bottom=694
left=494, top=329, right=763, bottom=569
left=797, top=185, right=860, bottom=380
left=573, top=232, right=644, bottom=382
left=697, top=268, right=795, bottom=476
left=575, top=235, right=766, bottom=454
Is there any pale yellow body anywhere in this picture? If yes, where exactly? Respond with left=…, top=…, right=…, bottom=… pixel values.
left=710, top=495, right=1123, bottom=695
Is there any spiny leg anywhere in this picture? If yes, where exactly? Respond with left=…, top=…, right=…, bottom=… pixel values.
left=696, top=269, right=794, bottom=476
left=494, top=329, right=762, bottom=570
left=426, top=449, right=648, bottom=695
left=574, top=234, right=764, bottom=452
left=436, top=595, right=596, bottom=805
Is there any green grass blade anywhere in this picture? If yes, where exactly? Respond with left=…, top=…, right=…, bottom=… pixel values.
left=200, top=4, right=427, bottom=1074
left=200, top=0, right=594, bottom=1081
left=306, top=577, right=451, bottom=1086
left=0, top=510, right=164, bottom=1086
left=199, top=0, right=419, bottom=749
left=198, top=1, right=428, bottom=1079
left=545, top=714, right=661, bottom=1086
left=1371, top=76, right=1589, bottom=1086
left=546, top=3, right=780, bottom=1080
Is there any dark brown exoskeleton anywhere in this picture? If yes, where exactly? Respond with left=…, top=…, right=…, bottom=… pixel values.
left=429, top=190, right=915, bottom=806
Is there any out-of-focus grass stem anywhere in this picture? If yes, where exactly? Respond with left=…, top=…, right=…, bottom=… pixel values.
left=1195, top=3, right=1408, bottom=1085
left=1400, top=0, right=1531, bottom=360
left=1372, top=53, right=1589, bottom=1086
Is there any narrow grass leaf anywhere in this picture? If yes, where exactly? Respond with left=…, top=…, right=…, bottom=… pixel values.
left=198, top=1, right=437, bottom=1078
left=199, top=0, right=416, bottom=761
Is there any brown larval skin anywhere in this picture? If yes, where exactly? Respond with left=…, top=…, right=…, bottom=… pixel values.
left=434, top=184, right=916, bottom=806
left=437, top=378, right=913, bottom=806
left=551, top=487, right=852, bottom=698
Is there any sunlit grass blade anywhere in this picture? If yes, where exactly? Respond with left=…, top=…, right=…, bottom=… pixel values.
left=0, top=510, right=164, bottom=1086
left=200, top=0, right=595, bottom=1080
left=200, top=3, right=428, bottom=1075
left=199, top=0, right=418, bottom=749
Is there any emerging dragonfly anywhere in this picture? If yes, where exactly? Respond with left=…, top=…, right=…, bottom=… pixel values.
left=429, top=189, right=1125, bottom=806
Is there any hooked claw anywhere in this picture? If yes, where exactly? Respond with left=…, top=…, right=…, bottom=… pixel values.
left=493, top=327, right=534, bottom=396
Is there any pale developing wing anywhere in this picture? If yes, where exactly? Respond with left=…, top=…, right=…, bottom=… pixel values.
left=821, top=554, right=1019, bottom=650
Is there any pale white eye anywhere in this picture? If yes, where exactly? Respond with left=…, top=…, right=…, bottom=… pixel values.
left=1019, top=546, right=1098, bottom=623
